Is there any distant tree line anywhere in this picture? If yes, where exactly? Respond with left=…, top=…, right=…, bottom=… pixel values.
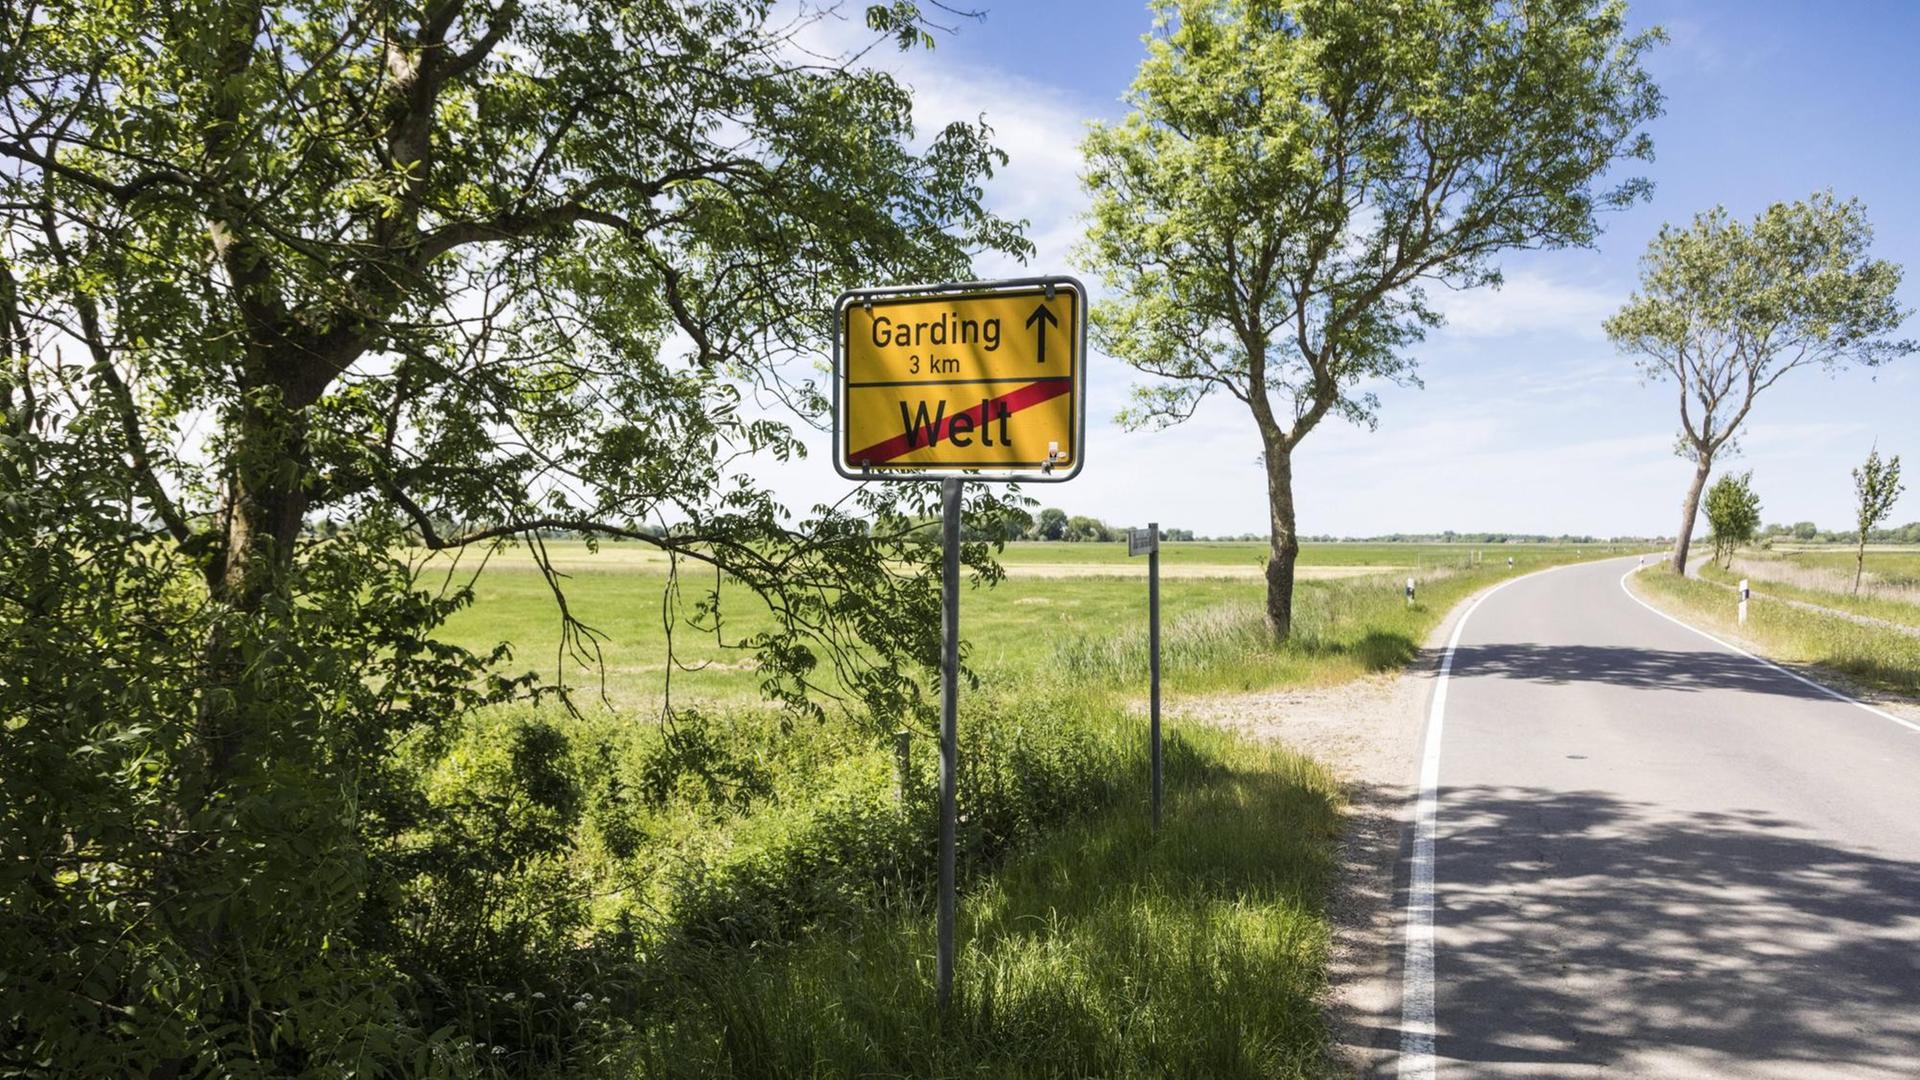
left=1018, top=508, right=1195, bottom=543
left=1299, top=532, right=1641, bottom=545
left=1758, top=521, right=1920, bottom=545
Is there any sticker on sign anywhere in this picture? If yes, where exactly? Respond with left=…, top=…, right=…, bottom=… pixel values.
left=833, top=277, right=1086, bottom=483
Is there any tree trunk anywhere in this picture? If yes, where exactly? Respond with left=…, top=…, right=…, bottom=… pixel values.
left=1855, top=534, right=1867, bottom=595
left=1263, top=440, right=1299, bottom=641
left=1671, top=455, right=1711, bottom=574
left=194, top=386, right=312, bottom=795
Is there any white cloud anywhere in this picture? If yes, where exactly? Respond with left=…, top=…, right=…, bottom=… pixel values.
left=1427, top=271, right=1622, bottom=340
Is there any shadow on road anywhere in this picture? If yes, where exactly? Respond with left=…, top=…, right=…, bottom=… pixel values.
left=1453, top=642, right=1835, bottom=704
left=1419, top=784, right=1920, bottom=1074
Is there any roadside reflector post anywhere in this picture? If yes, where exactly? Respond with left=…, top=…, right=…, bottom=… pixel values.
left=1150, top=523, right=1162, bottom=830
left=1406, top=576, right=1416, bottom=607
left=1739, top=578, right=1750, bottom=625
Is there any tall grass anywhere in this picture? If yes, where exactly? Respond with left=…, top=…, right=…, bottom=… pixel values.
left=627, top=726, right=1342, bottom=1079
left=1053, top=567, right=1490, bottom=694
left=1635, top=570, right=1920, bottom=697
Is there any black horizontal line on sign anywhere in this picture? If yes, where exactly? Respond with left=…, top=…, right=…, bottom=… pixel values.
left=845, top=376, right=1076, bottom=389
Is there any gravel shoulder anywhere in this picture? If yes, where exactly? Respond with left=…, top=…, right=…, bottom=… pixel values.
left=1171, top=581, right=1496, bottom=1079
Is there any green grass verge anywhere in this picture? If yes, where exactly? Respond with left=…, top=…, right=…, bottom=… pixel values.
left=628, top=725, right=1341, bottom=1079
left=1054, top=556, right=1609, bottom=696
left=1633, top=569, right=1920, bottom=697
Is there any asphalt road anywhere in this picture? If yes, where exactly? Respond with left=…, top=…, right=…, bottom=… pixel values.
left=1402, top=556, right=1920, bottom=1078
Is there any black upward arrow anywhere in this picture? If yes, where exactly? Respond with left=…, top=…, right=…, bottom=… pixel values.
left=1025, top=302, right=1059, bottom=364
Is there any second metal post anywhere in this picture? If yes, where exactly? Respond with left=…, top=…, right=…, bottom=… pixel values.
left=1149, top=521, right=1161, bottom=830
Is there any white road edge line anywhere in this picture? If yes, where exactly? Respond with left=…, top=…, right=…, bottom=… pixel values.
left=1617, top=565, right=1920, bottom=735
left=1397, top=564, right=1562, bottom=1080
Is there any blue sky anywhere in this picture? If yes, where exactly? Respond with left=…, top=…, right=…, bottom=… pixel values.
left=773, top=1, right=1920, bottom=538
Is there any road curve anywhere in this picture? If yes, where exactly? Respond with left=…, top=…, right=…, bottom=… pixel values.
left=1401, top=556, right=1920, bottom=1078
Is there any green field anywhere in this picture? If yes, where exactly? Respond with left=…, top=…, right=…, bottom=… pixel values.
left=435, top=540, right=1624, bottom=711
left=990, top=540, right=1546, bottom=571
left=1759, top=544, right=1920, bottom=574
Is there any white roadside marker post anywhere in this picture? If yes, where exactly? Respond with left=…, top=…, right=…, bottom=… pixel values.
left=1406, top=576, right=1416, bottom=608
left=1739, top=578, right=1750, bottom=625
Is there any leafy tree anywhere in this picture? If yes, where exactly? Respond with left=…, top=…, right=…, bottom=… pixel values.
left=0, top=0, right=1026, bottom=1071
left=1851, top=446, right=1904, bottom=593
left=1032, top=507, right=1070, bottom=541
left=1703, top=470, right=1761, bottom=569
left=1605, top=193, right=1914, bottom=574
left=1080, top=0, right=1663, bottom=639
left=1792, top=521, right=1820, bottom=541
left=1066, top=515, right=1113, bottom=543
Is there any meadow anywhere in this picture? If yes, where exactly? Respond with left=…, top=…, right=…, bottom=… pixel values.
left=1703, top=547, right=1920, bottom=632
left=436, top=540, right=1619, bottom=711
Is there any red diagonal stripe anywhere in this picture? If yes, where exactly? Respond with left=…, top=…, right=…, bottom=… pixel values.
left=849, top=379, right=1072, bottom=465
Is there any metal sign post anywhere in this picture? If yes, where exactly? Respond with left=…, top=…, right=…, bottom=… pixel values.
left=936, top=477, right=961, bottom=1010
left=1129, top=524, right=1162, bottom=829
left=830, top=276, right=1089, bottom=1014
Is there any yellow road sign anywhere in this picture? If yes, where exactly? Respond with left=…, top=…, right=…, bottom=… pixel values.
left=834, top=278, right=1086, bottom=482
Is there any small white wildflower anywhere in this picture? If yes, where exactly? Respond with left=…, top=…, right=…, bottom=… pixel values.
left=600, top=996, right=610, bottom=1005
left=502, top=992, right=516, bottom=1003
left=573, top=1000, right=589, bottom=1011
left=531, top=991, right=546, bottom=1001
left=492, top=1046, right=507, bottom=1056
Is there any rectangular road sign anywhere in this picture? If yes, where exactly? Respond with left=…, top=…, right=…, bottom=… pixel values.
left=1128, top=526, right=1157, bottom=557
left=834, top=277, right=1086, bottom=482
